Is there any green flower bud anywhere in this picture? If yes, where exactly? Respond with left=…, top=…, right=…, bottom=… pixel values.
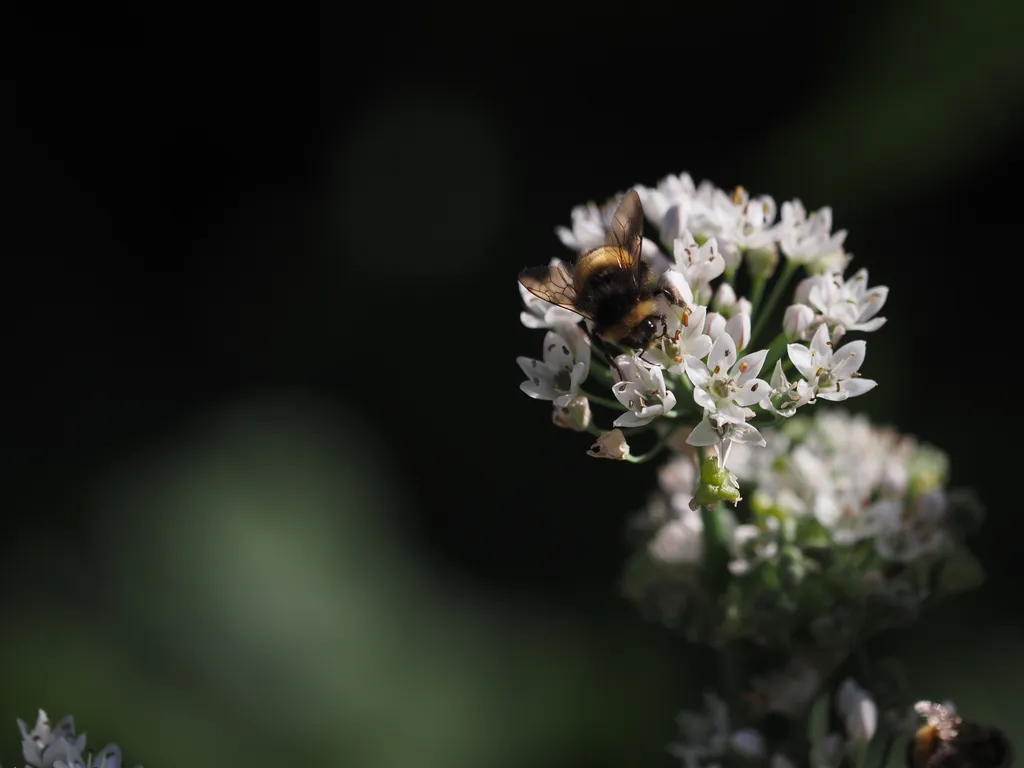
left=692, top=455, right=742, bottom=509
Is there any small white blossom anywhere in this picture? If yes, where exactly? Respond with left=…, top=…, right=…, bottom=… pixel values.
left=875, top=489, right=950, bottom=562
left=552, top=395, right=592, bottom=432
left=611, top=354, right=678, bottom=427
left=750, top=659, right=821, bottom=716
left=643, top=304, right=714, bottom=374
left=761, top=360, right=816, bottom=418
left=728, top=517, right=781, bottom=575
left=776, top=200, right=848, bottom=270
left=724, top=311, right=751, bottom=352
left=791, top=269, right=888, bottom=342
left=703, top=309, right=727, bottom=342
left=782, top=303, right=815, bottom=341
left=518, top=270, right=582, bottom=329
left=669, top=693, right=764, bottom=768
left=836, top=678, right=878, bottom=743
left=517, top=325, right=591, bottom=406
left=588, top=429, right=631, bottom=460
left=672, top=232, right=725, bottom=304
left=713, top=282, right=737, bottom=314
left=636, top=171, right=696, bottom=232
left=787, top=324, right=876, bottom=402
left=649, top=503, right=705, bottom=565
left=685, top=334, right=769, bottom=425
left=687, top=410, right=766, bottom=472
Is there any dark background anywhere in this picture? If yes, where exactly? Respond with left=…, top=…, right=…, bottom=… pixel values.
left=6, top=4, right=1024, bottom=766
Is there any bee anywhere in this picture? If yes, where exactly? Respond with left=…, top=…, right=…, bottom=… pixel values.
left=518, top=190, right=684, bottom=363
left=907, top=701, right=1014, bottom=768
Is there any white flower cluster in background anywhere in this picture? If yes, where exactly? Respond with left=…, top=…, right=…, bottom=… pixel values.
left=625, top=408, right=984, bottom=651
left=8, top=709, right=136, bottom=768
left=517, top=171, right=887, bottom=483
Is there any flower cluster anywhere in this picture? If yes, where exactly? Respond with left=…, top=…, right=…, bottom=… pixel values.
left=7, top=710, right=137, bottom=768
left=517, top=171, right=886, bottom=490
left=625, top=409, right=984, bottom=651
left=516, top=172, right=1008, bottom=768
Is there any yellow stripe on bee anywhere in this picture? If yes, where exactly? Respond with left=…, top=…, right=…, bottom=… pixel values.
left=600, top=299, right=659, bottom=343
left=574, top=246, right=628, bottom=289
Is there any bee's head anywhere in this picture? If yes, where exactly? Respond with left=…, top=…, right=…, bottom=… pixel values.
left=622, top=313, right=666, bottom=350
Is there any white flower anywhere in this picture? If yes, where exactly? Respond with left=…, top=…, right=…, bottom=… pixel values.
left=636, top=171, right=696, bottom=233
left=729, top=729, right=766, bottom=760
left=836, top=678, right=878, bottom=743
left=643, top=304, right=714, bottom=374
left=750, top=659, right=820, bottom=716
left=611, top=354, right=678, bottom=427
left=712, top=282, right=737, bottom=314
left=517, top=325, right=591, bottom=406
left=787, top=324, right=876, bottom=402
left=776, top=200, right=848, bottom=269
left=728, top=517, right=781, bottom=575
left=518, top=268, right=582, bottom=329
left=588, top=429, right=631, bottom=460
left=760, top=360, right=816, bottom=418
left=672, top=232, right=725, bottom=304
left=724, top=311, right=751, bottom=352
left=703, top=309, right=727, bottom=342
left=669, top=693, right=764, bottom=768
left=556, top=195, right=661, bottom=259
left=552, top=395, right=592, bottom=432
left=649, top=503, right=705, bottom=565
left=687, top=411, right=766, bottom=472
left=791, top=269, right=888, bottom=343
left=685, top=334, right=769, bottom=424
left=875, top=489, right=950, bottom=562
left=815, top=493, right=892, bottom=545
left=782, top=303, right=815, bottom=341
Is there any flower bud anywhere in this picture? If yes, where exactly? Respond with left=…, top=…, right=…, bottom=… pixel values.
left=587, top=429, right=630, bottom=460
left=837, top=678, right=878, bottom=743
left=713, top=282, right=737, bottom=315
left=725, top=312, right=751, bottom=351
left=552, top=396, right=592, bottom=432
left=690, top=455, right=742, bottom=509
left=729, top=729, right=766, bottom=759
left=745, top=245, right=779, bottom=280
left=783, top=303, right=814, bottom=341
left=703, top=310, right=727, bottom=341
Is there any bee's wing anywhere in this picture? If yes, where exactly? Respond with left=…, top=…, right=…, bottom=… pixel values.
left=605, top=189, right=645, bottom=289
left=518, top=262, right=594, bottom=320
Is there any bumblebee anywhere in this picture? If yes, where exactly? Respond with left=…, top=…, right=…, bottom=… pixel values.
left=519, top=190, right=684, bottom=356
left=907, top=701, right=1014, bottom=768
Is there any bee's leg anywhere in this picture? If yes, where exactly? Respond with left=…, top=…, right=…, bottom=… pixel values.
left=590, top=335, right=627, bottom=380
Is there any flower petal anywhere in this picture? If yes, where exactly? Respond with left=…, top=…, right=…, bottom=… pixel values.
left=733, top=348, right=768, bottom=383
left=809, top=323, right=832, bottom=363
left=686, top=416, right=722, bottom=446
left=542, top=330, right=575, bottom=370
left=840, top=377, right=877, bottom=397
left=851, top=317, right=887, bottom=333
left=734, top=378, right=769, bottom=406
left=707, top=332, right=737, bottom=374
left=682, top=333, right=713, bottom=362
left=725, top=312, right=751, bottom=352
left=693, top=386, right=717, bottom=412
left=520, top=379, right=557, bottom=400
left=612, top=380, right=636, bottom=408
left=613, top=409, right=656, bottom=428
left=683, top=356, right=711, bottom=388
left=832, top=339, right=867, bottom=376
left=787, top=343, right=816, bottom=381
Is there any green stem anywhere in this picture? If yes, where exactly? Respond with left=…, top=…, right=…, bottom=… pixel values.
left=750, top=275, right=767, bottom=315
left=761, top=331, right=789, bottom=374
left=581, top=389, right=626, bottom=411
left=751, top=260, right=799, bottom=349
left=876, top=734, right=896, bottom=768
left=624, top=429, right=673, bottom=463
